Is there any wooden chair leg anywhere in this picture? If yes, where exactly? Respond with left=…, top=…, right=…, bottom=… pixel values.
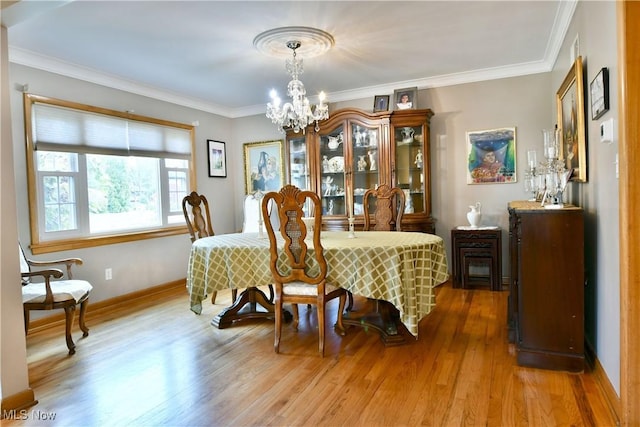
left=335, top=293, right=346, bottom=336
left=291, top=304, right=300, bottom=331
left=274, top=297, right=282, bottom=354
left=231, top=288, right=238, bottom=303
left=267, top=285, right=274, bottom=303
left=23, top=309, right=30, bottom=334
left=318, top=299, right=326, bottom=357
left=78, top=299, right=90, bottom=337
left=64, top=305, right=77, bottom=355
left=210, top=290, right=218, bottom=304
left=346, top=291, right=354, bottom=311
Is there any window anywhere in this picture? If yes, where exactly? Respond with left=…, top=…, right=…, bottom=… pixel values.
left=24, top=93, right=196, bottom=254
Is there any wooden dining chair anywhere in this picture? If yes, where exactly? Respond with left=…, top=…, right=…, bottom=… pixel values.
left=362, top=184, right=406, bottom=231
left=20, top=243, right=92, bottom=355
left=262, top=184, right=347, bottom=356
left=242, top=190, right=280, bottom=235
left=182, top=191, right=237, bottom=304
left=351, top=184, right=406, bottom=311
left=242, top=191, right=275, bottom=302
left=242, top=191, right=263, bottom=234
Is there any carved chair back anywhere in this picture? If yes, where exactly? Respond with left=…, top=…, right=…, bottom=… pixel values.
left=182, top=191, right=214, bottom=242
left=363, top=184, right=406, bottom=231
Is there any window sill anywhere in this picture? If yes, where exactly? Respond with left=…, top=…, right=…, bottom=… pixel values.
left=30, top=226, right=189, bottom=255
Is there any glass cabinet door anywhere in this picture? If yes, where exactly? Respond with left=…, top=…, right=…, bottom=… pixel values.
left=394, top=125, right=425, bottom=215
left=319, top=125, right=346, bottom=216
left=287, top=135, right=309, bottom=190
left=351, top=123, right=381, bottom=217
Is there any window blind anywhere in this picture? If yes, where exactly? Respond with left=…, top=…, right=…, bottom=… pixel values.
left=32, top=103, right=192, bottom=159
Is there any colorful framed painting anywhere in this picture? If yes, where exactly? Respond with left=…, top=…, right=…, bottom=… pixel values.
left=207, top=139, right=227, bottom=178
left=466, top=127, right=517, bottom=184
left=557, top=56, right=587, bottom=182
left=243, top=139, right=284, bottom=194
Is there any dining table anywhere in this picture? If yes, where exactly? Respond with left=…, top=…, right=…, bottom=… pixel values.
left=187, top=230, right=449, bottom=345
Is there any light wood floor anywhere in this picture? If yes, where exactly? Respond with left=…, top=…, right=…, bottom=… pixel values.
left=8, top=282, right=617, bottom=426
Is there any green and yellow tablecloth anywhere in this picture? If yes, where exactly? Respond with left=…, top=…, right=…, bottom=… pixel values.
left=187, top=231, right=449, bottom=337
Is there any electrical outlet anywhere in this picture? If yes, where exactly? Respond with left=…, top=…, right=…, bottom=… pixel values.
left=105, top=268, right=112, bottom=280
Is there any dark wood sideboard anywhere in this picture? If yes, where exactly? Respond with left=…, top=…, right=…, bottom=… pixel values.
left=507, top=201, right=584, bottom=372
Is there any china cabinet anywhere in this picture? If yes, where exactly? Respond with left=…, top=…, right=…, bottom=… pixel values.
left=285, top=108, right=435, bottom=233
left=507, top=201, right=584, bottom=372
left=389, top=109, right=435, bottom=233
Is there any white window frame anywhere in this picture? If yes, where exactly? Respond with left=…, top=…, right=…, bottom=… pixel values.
left=24, top=93, right=196, bottom=254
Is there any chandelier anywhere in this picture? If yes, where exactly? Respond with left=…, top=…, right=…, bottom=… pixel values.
left=265, top=40, right=329, bottom=134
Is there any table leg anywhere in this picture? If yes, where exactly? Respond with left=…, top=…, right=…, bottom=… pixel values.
left=342, top=299, right=414, bottom=346
left=211, top=286, right=291, bottom=329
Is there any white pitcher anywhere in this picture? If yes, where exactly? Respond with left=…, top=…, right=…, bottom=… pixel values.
left=327, top=132, right=344, bottom=150
left=466, top=202, right=482, bottom=228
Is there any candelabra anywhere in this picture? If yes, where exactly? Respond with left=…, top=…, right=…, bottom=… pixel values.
left=525, top=128, right=572, bottom=208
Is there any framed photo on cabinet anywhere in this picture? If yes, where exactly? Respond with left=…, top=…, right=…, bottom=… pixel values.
left=557, top=56, right=587, bottom=182
left=373, top=95, right=390, bottom=112
left=393, top=87, right=417, bottom=110
left=207, top=139, right=227, bottom=178
left=243, top=139, right=284, bottom=194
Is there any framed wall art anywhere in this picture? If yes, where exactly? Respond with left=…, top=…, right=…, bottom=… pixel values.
left=207, top=139, right=227, bottom=178
left=557, top=56, right=587, bottom=182
left=590, top=67, right=609, bottom=120
left=466, top=127, right=517, bottom=184
left=393, top=87, right=417, bottom=110
left=243, top=139, right=284, bottom=194
left=373, top=95, right=390, bottom=112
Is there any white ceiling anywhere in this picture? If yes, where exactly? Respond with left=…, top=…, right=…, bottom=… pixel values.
left=2, top=1, right=577, bottom=118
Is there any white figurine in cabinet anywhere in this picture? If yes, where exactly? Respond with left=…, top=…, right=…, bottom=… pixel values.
left=368, top=130, right=377, bottom=147
left=368, top=150, right=377, bottom=171
left=414, top=148, right=423, bottom=169
left=322, top=155, right=330, bottom=172
left=354, top=127, right=364, bottom=147
left=323, top=176, right=334, bottom=196
left=327, top=199, right=334, bottom=215
left=404, top=189, right=414, bottom=213
left=357, top=155, right=367, bottom=172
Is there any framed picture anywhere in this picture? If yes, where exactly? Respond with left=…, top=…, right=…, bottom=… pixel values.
left=590, top=67, right=609, bottom=120
left=207, top=139, right=227, bottom=178
left=466, top=127, right=517, bottom=184
left=393, top=87, right=417, bottom=110
left=243, top=139, right=285, bottom=194
left=557, top=56, right=587, bottom=182
left=373, top=95, right=390, bottom=112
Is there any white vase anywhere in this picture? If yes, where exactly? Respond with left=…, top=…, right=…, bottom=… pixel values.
left=466, top=202, right=482, bottom=228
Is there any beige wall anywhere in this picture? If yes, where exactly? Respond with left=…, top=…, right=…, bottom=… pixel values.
left=552, top=0, right=620, bottom=394
left=1, top=24, right=31, bottom=407
left=8, top=64, right=236, bottom=308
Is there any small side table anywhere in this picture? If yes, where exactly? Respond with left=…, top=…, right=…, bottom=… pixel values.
left=451, top=227, right=502, bottom=291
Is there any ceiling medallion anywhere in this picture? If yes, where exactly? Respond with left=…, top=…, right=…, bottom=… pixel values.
left=253, top=26, right=335, bottom=58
